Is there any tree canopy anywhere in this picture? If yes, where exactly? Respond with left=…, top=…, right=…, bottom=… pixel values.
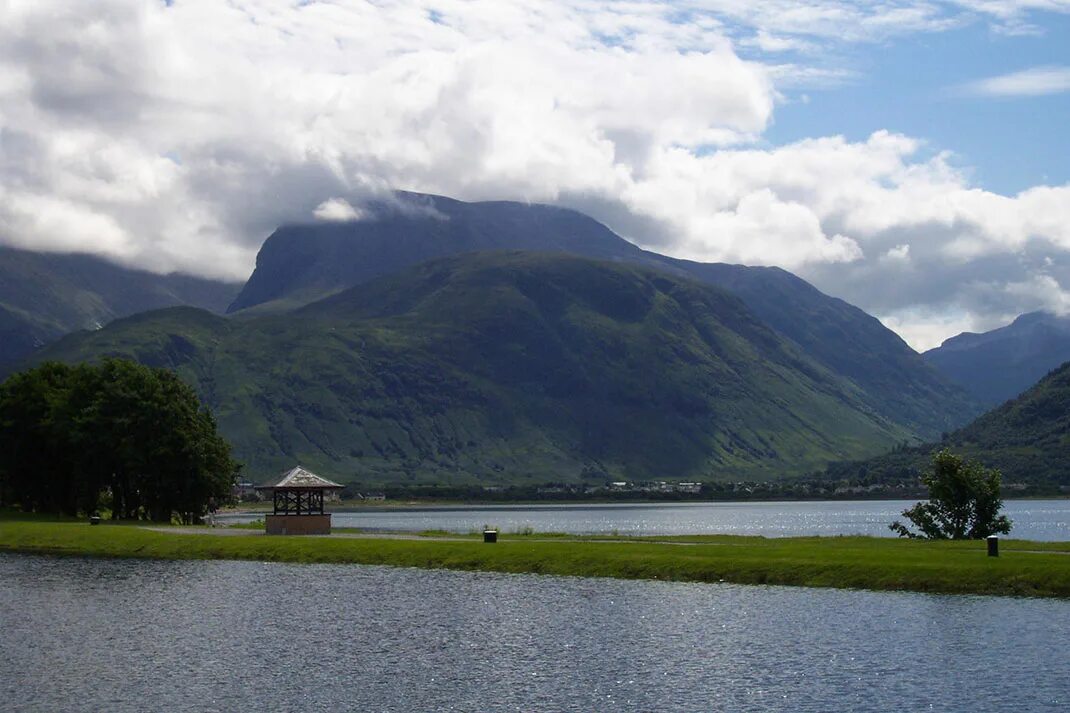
left=0, top=359, right=239, bottom=522
left=890, top=449, right=1012, bottom=540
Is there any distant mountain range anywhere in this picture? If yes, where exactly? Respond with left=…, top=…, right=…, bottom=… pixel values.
left=826, top=358, right=1070, bottom=487
left=7, top=192, right=985, bottom=482
left=37, top=252, right=913, bottom=483
left=924, top=311, right=1070, bottom=408
left=0, top=246, right=241, bottom=370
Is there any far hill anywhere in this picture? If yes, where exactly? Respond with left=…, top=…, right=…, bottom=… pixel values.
left=0, top=245, right=241, bottom=371
left=924, top=311, right=1070, bottom=408
left=228, top=192, right=976, bottom=437
left=34, top=252, right=912, bottom=484
left=825, top=360, right=1070, bottom=488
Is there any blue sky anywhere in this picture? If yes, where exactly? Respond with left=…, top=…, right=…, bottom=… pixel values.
left=759, top=12, right=1070, bottom=195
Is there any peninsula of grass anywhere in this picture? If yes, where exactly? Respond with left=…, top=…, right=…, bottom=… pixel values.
left=2, top=517, right=1069, bottom=598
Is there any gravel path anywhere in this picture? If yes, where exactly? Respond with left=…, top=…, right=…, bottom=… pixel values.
left=139, top=526, right=475, bottom=542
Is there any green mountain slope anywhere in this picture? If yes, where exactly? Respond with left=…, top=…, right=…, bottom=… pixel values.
left=944, top=361, right=1070, bottom=484
left=657, top=258, right=972, bottom=437
left=35, top=252, right=910, bottom=484
left=826, top=361, right=1070, bottom=487
left=227, top=193, right=977, bottom=438
left=0, top=245, right=242, bottom=370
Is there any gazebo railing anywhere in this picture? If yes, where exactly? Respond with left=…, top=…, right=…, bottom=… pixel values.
left=272, top=488, right=325, bottom=515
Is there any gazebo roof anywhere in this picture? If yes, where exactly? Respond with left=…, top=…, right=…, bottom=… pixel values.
left=255, top=466, right=344, bottom=491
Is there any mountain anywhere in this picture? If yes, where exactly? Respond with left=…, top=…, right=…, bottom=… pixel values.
left=34, top=252, right=912, bottom=484
left=652, top=258, right=969, bottom=439
left=228, top=193, right=976, bottom=437
left=924, top=311, right=1070, bottom=408
left=944, top=360, right=1070, bottom=484
left=825, top=360, right=1070, bottom=488
left=227, top=194, right=639, bottom=312
left=0, top=246, right=242, bottom=370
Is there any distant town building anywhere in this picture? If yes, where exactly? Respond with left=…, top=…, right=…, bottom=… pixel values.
left=232, top=479, right=258, bottom=500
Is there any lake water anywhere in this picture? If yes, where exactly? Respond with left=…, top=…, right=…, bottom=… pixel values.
left=1, top=553, right=1067, bottom=712
left=220, top=499, right=1070, bottom=540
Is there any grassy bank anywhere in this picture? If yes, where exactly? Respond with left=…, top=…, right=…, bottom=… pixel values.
left=2, top=518, right=1069, bottom=598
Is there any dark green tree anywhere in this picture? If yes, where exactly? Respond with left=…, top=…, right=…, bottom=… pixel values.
left=0, top=359, right=239, bottom=522
left=0, top=362, right=81, bottom=514
left=890, top=449, right=1012, bottom=539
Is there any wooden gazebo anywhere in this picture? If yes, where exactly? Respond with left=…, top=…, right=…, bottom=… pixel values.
left=255, top=466, right=344, bottom=535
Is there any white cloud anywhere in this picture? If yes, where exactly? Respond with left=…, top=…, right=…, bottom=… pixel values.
left=1003, top=273, right=1070, bottom=314
left=740, top=30, right=816, bottom=53
left=878, top=309, right=992, bottom=351
left=950, top=1, right=1070, bottom=33
left=764, top=63, right=858, bottom=89
left=703, top=1, right=1070, bottom=41
left=883, top=272, right=1070, bottom=350
left=685, top=1, right=962, bottom=41
left=881, top=244, right=912, bottom=264
left=0, top=0, right=775, bottom=279
left=0, top=0, right=1068, bottom=349
left=958, top=65, right=1070, bottom=96
left=313, top=198, right=364, bottom=222
left=609, top=130, right=1070, bottom=276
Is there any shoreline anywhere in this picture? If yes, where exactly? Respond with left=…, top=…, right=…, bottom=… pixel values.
left=223, top=493, right=1070, bottom=514
left=3, top=519, right=1070, bottom=599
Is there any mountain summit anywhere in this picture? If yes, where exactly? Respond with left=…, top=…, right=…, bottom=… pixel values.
left=227, top=194, right=637, bottom=313
left=229, top=192, right=977, bottom=438
left=925, top=311, right=1070, bottom=407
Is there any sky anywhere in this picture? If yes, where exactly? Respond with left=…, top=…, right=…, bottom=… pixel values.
left=0, top=1, right=1068, bottom=350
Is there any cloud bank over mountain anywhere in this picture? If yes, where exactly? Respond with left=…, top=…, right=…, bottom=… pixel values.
left=1, top=0, right=1068, bottom=349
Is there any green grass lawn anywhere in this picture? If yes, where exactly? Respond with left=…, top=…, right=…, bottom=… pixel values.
left=2, top=517, right=1069, bottom=598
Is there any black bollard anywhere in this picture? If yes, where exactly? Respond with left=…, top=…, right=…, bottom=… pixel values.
left=483, top=529, right=498, bottom=543
left=987, top=535, right=999, bottom=557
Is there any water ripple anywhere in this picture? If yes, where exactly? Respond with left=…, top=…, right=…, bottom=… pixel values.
left=2, top=554, right=1068, bottom=712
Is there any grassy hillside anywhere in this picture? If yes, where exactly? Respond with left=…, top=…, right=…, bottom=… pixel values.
left=227, top=193, right=977, bottom=439
left=945, top=360, right=1070, bottom=483
left=825, top=360, right=1070, bottom=487
left=35, top=252, right=910, bottom=484
left=656, top=257, right=977, bottom=437
left=0, top=245, right=241, bottom=370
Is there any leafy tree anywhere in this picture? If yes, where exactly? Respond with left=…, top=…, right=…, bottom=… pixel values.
left=0, top=359, right=239, bottom=522
left=890, top=449, right=1012, bottom=539
left=0, top=362, right=82, bottom=514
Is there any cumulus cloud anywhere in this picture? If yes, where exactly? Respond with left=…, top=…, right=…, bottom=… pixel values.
left=0, top=0, right=775, bottom=279
left=0, top=0, right=1068, bottom=350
